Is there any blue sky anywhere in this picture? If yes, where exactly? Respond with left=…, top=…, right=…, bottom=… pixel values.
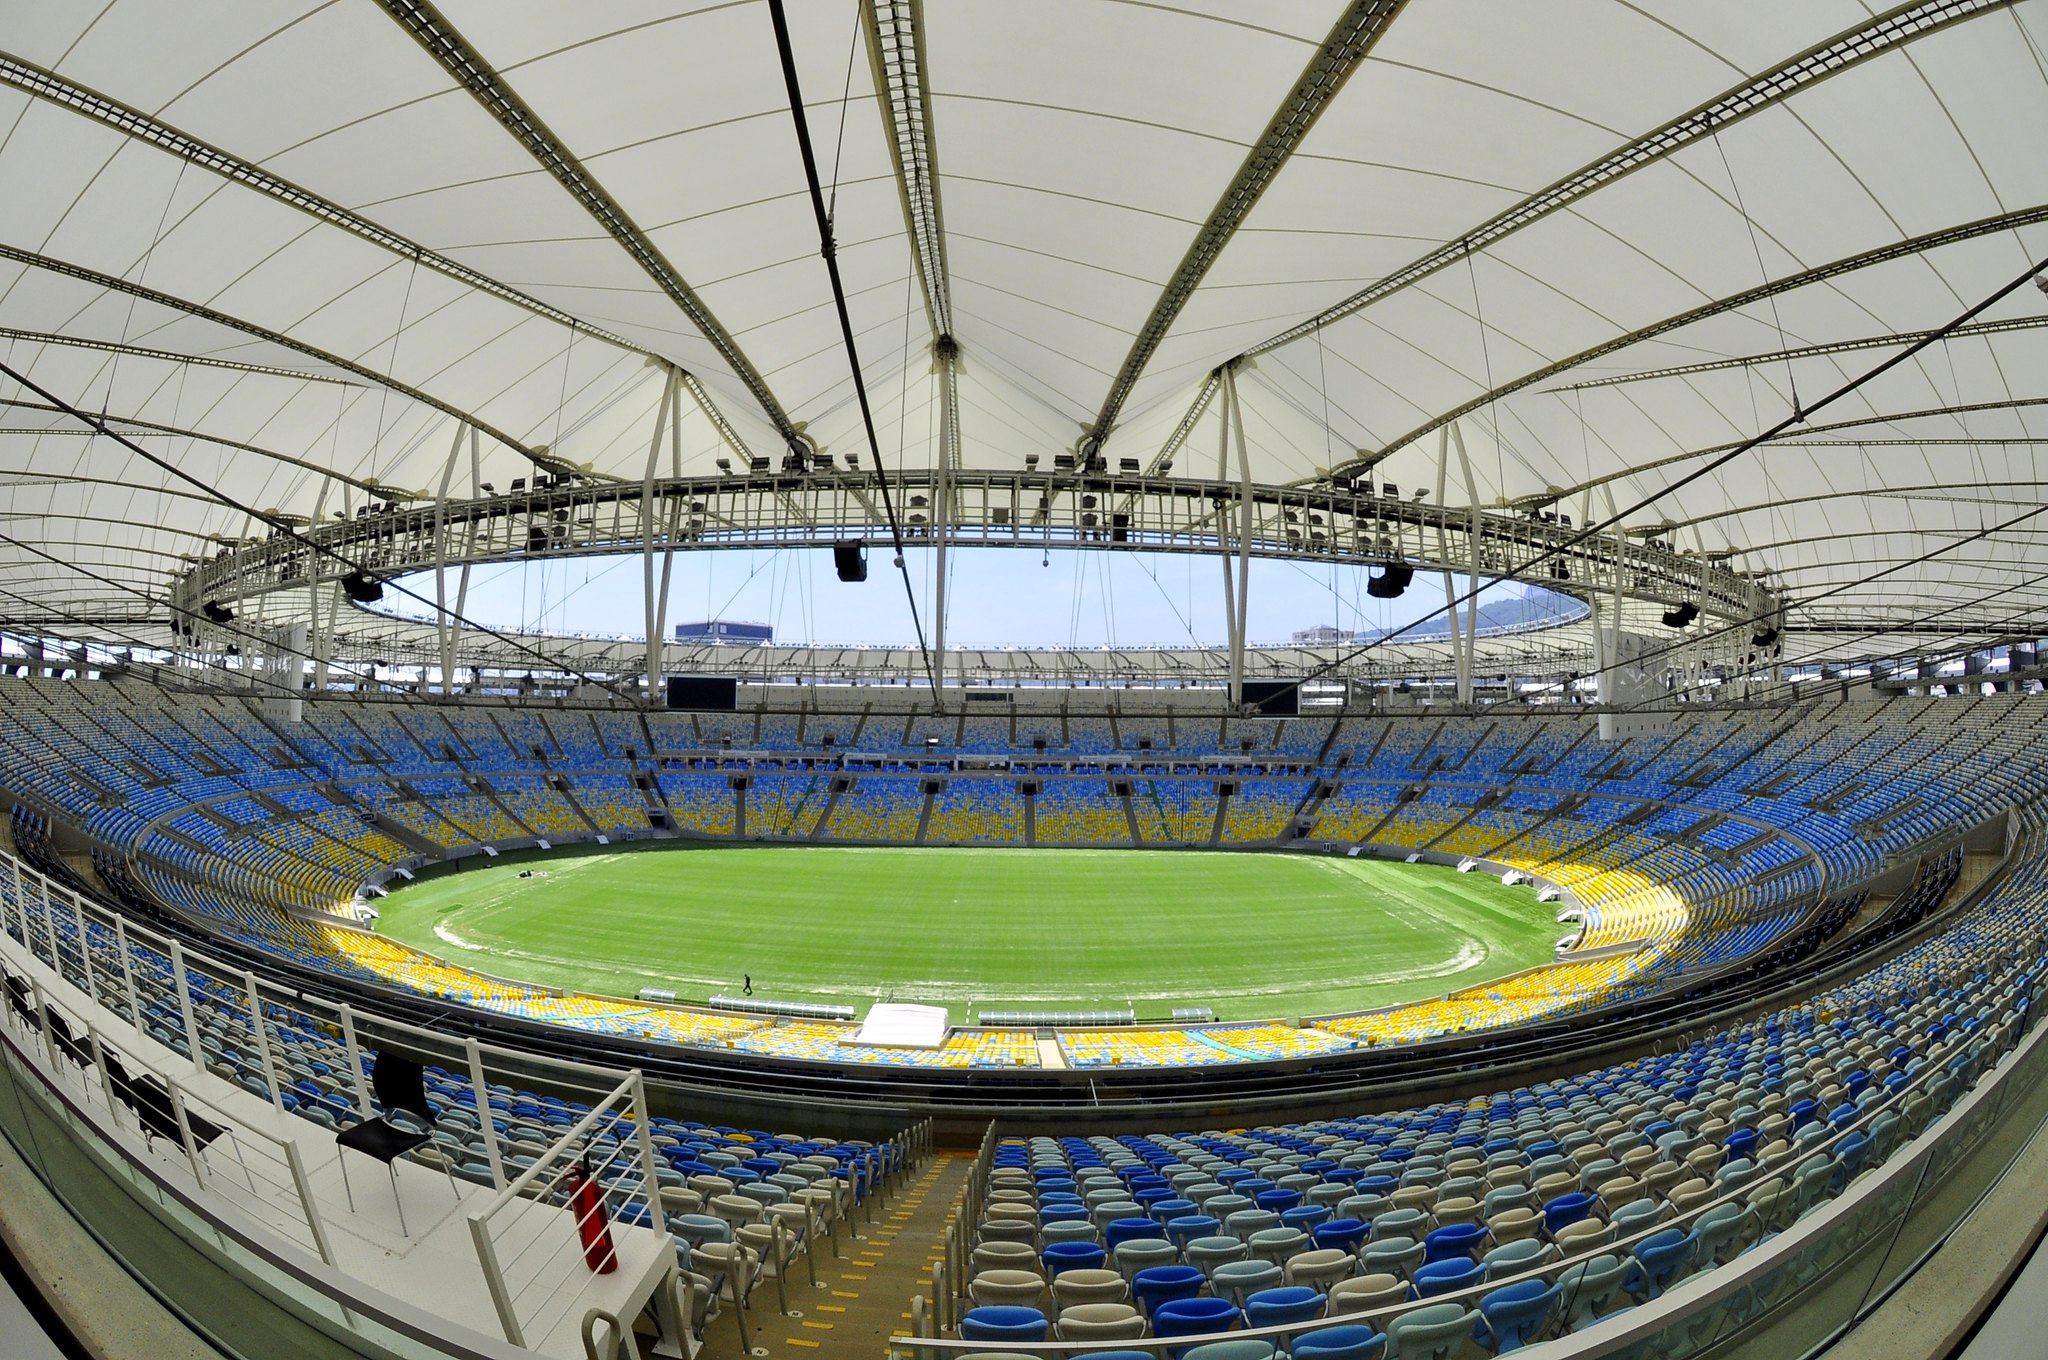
left=388, top=546, right=1471, bottom=648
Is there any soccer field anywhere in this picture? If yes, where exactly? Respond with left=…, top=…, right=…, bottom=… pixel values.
left=374, top=845, right=1563, bottom=1023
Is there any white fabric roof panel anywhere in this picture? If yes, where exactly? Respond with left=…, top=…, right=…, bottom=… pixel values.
left=0, top=0, right=2045, bottom=652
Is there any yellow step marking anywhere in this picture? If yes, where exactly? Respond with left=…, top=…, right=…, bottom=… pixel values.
left=816, top=1304, right=847, bottom=1314
left=831, top=1289, right=860, bottom=1298
left=785, top=1338, right=821, bottom=1349
left=840, top=1272, right=868, bottom=1281
left=801, top=1320, right=834, bottom=1331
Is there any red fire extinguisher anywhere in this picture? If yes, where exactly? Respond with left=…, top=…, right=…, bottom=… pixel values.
left=564, top=1154, right=619, bottom=1274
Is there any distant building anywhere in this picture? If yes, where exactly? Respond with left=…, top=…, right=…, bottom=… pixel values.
left=675, top=620, right=773, bottom=644
left=1292, top=625, right=1354, bottom=646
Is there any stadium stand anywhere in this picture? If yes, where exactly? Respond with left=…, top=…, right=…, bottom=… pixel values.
left=0, top=682, right=2023, bottom=1078
left=11, top=685, right=2038, bottom=1357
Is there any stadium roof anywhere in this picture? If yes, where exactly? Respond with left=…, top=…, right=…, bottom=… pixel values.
left=4, top=0, right=2048, bottom=656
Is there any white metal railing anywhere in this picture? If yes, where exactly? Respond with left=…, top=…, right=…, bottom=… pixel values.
left=0, top=842, right=920, bottom=1358
left=0, top=932, right=336, bottom=1267
left=466, top=1068, right=666, bottom=1350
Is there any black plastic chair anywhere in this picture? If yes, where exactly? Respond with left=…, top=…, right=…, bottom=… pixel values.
left=335, top=1051, right=449, bottom=1233
left=100, top=1047, right=243, bottom=1191
left=102, top=1050, right=223, bottom=1147
left=44, top=1009, right=92, bottom=1069
left=2, top=973, right=34, bottom=1028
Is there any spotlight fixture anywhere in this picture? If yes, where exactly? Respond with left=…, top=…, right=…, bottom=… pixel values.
left=201, top=601, right=234, bottom=625
left=1751, top=625, right=1780, bottom=647
left=1366, top=561, right=1414, bottom=599
left=1662, top=601, right=1700, bottom=629
left=340, top=569, right=385, bottom=604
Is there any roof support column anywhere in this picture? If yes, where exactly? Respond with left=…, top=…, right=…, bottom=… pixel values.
left=933, top=339, right=960, bottom=709
left=1219, top=364, right=1253, bottom=705
left=1451, top=421, right=1481, bottom=704
left=231, top=511, right=257, bottom=689
left=452, top=427, right=479, bottom=693
left=315, top=482, right=353, bottom=692
left=642, top=367, right=681, bottom=706
left=307, top=477, right=333, bottom=694
left=1434, top=429, right=1462, bottom=702
left=1216, top=371, right=1238, bottom=700
left=656, top=375, right=684, bottom=689
left=1598, top=486, right=1625, bottom=704
left=433, top=420, right=469, bottom=695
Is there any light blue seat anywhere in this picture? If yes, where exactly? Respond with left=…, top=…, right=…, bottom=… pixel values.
left=1362, top=1236, right=1424, bottom=1280
left=1249, top=1226, right=1310, bottom=1264
left=1607, top=1198, right=1665, bottom=1240
left=1481, top=1238, right=1554, bottom=1280
left=1186, top=1235, right=1249, bottom=1276
left=1555, top=1254, right=1629, bottom=1331
left=1371, top=1208, right=1429, bottom=1243
left=1385, top=1303, right=1479, bottom=1360
left=1207, top=1194, right=1257, bottom=1223
left=1042, top=1219, right=1099, bottom=1246
left=1225, top=1209, right=1283, bottom=1240
left=1114, top=1238, right=1180, bottom=1281
left=672, top=1214, right=730, bottom=1251
left=1688, top=1201, right=1753, bottom=1268
left=1210, top=1258, right=1284, bottom=1308
left=1184, top=1342, right=1278, bottom=1360
left=1340, top=1194, right=1393, bottom=1222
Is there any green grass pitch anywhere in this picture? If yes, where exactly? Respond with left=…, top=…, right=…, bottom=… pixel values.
left=373, top=844, right=1565, bottom=1023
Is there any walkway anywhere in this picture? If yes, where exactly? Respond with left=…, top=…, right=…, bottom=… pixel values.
left=714, top=1149, right=973, bottom=1358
